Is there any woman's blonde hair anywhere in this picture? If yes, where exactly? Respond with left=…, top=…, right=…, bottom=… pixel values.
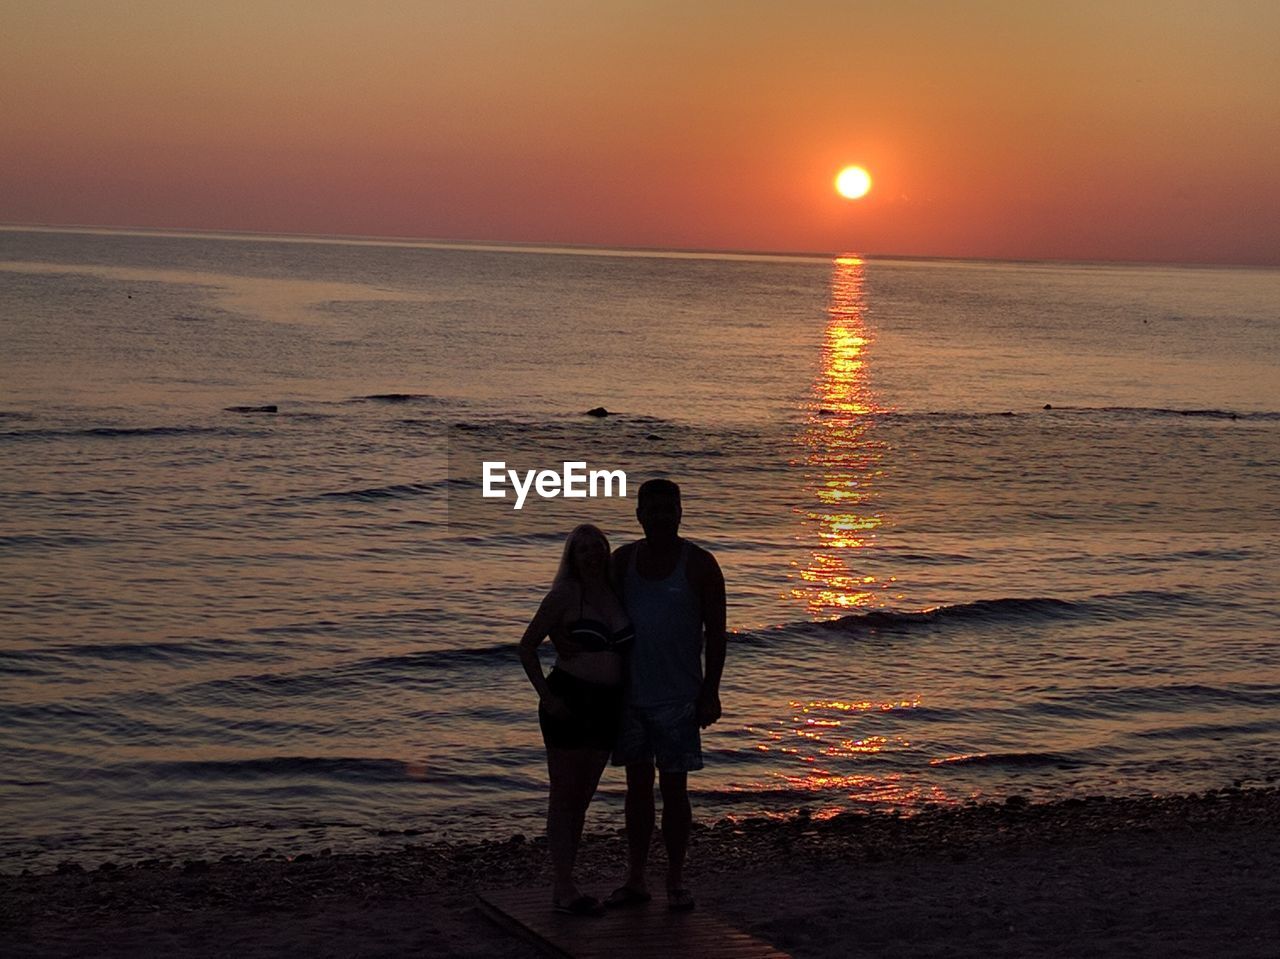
left=552, top=523, right=611, bottom=589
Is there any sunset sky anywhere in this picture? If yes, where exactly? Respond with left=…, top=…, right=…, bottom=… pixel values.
left=4, top=1, right=1279, bottom=264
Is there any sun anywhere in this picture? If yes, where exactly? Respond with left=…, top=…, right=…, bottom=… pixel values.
left=835, top=166, right=872, bottom=200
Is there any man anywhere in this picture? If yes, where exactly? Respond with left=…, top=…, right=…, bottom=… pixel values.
left=604, top=478, right=726, bottom=912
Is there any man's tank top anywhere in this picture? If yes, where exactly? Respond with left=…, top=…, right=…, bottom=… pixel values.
left=624, top=540, right=703, bottom=707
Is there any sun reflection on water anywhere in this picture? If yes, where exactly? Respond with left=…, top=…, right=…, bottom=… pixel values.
left=729, top=258, right=953, bottom=815
left=734, top=694, right=957, bottom=811
left=790, top=254, right=892, bottom=616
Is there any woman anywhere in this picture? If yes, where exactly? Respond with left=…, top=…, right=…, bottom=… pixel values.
left=518, top=523, right=633, bottom=915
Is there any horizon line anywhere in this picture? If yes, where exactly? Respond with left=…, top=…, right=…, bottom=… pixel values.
left=2, top=221, right=1276, bottom=272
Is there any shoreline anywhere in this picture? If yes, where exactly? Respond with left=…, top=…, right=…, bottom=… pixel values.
left=5, top=785, right=1279, bottom=957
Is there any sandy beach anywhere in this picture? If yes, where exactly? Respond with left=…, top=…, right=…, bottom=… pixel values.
left=5, top=786, right=1278, bottom=958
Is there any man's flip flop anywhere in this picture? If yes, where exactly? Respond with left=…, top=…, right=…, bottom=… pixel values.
left=667, top=888, right=696, bottom=912
left=604, top=885, right=652, bottom=908
left=553, top=894, right=604, bottom=916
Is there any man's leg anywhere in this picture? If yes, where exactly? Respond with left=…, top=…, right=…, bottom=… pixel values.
left=623, top=761, right=655, bottom=892
left=657, top=769, right=691, bottom=896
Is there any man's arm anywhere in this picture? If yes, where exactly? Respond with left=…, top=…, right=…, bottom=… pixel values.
left=696, top=548, right=726, bottom=728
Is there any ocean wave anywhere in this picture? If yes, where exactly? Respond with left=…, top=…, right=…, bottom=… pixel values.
left=236, top=643, right=525, bottom=681
left=871, top=406, right=1279, bottom=422
left=686, top=782, right=928, bottom=804
left=346, top=642, right=520, bottom=673
left=78, top=425, right=234, bottom=438
left=0, top=700, right=144, bottom=732
left=928, top=750, right=1087, bottom=768
left=269, top=410, right=340, bottom=420
left=861, top=409, right=1024, bottom=421
left=248, top=606, right=456, bottom=635
left=180, top=669, right=341, bottom=700
left=34, top=638, right=274, bottom=665
left=440, top=529, right=578, bottom=547
left=757, top=590, right=1201, bottom=638
left=816, top=596, right=1084, bottom=632
left=0, top=659, right=51, bottom=678
left=448, top=411, right=684, bottom=433
left=1043, top=405, right=1279, bottom=421
left=107, top=755, right=414, bottom=784
left=247, top=619, right=360, bottom=636
left=1066, top=681, right=1280, bottom=712
left=172, top=641, right=526, bottom=701
left=0, top=424, right=252, bottom=441
left=357, top=393, right=442, bottom=404
left=1132, top=717, right=1280, bottom=741
left=319, top=480, right=445, bottom=500
left=0, top=532, right=99, bottom=550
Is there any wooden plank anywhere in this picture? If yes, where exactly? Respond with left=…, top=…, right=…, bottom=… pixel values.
left=476, top=886, right=791, bottom=959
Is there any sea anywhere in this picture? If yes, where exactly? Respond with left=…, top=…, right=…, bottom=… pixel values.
left=2, top=227, right=1278, bottom=871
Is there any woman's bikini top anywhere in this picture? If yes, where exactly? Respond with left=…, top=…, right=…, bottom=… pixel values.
left=567, top=591, right=634, bottom=652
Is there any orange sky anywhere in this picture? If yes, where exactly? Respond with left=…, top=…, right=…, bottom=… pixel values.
left=4, top=1, right=1279, bottom=264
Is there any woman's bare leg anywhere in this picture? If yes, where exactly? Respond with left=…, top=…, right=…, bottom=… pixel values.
left=571, top=749, right=610, bottom=847
left=546, top=747, right=584, bottom=901
left=549, top=747, right=611, bottom=901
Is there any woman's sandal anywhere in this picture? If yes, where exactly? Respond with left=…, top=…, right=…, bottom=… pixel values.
left=553, top=894, right=604, bottom=916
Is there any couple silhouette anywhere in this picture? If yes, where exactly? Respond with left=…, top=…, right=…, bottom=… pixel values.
left=517, top=479, right=727, bottom=916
